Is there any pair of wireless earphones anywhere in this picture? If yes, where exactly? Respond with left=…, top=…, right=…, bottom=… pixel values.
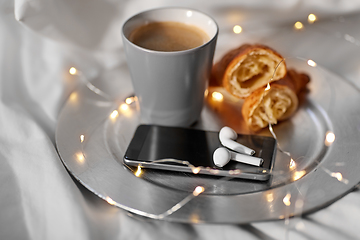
left=213, top=126, right=264, bottom=167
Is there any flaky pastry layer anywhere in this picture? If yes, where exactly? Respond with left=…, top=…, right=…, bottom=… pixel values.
left=210, top=44, right=286, bottom=98
left=241, top=69, right=310, bottom=132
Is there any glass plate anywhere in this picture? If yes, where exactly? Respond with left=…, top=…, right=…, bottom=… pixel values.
left=56, top=14, right=360, bottom=223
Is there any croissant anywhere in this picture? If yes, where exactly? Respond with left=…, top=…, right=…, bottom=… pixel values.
left=241, top=69, right=310, bottom=132
left=210, top=44, right=287, bottom=98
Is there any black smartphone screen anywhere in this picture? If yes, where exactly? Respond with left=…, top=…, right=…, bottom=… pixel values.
left=124, top=125, right=276, bottom=180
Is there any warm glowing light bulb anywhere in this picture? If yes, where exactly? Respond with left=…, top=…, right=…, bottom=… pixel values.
left=308, top=14, right=317, bottom=23
left=192, top=167, right=201, bottom=174
left=120, top=103, right=129, bottom=111
left=105, top=196, right=116, bottom=205
left=294, top=21, right=304, bottom=30
left=125, top=97, right=134, bottom=105
left=329, top=171, right=348, bottom=184
left=118, top=102, right=133, bottom=117
left=283, top=193, right=291, bottom=206
left=212, top=91, right=223, bottom=101
left=325, top=131, right=335, bottom=146
left=307, top=59, right=317, bottom=67
left=293, top=170, right=306, bottom=181
left=69, top=67, right=77, bottom=75
left=80, top=134, right=85, bottom=143
left=135, top=165, right=142, bottom=177
left=193, top=186, right=205, bottom=196
left=331, top=172, right=343, bottom=181
left=76, top=152, right=85, bottom=163
left=110, top=110, right=119, bottom=119
left=233, top=25, right=242, bottom=34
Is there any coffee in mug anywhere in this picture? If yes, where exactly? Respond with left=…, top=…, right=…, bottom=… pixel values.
left=128, top=21, right=210, bottom=52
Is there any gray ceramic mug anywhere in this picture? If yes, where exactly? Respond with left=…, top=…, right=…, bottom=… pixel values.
left=122, top=8, right=218, bottom=127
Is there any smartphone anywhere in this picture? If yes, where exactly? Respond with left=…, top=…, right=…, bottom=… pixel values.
left=123, top=125, right=277, bottom=181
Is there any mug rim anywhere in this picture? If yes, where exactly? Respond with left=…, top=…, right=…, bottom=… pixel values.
left=121, top=7, right=219, bottom=55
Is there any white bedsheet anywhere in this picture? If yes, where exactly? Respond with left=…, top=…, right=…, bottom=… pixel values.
left=1, top=1, right=360, bottom=239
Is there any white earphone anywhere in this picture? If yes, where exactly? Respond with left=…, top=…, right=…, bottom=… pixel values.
left=219, top=126, right=255, bottom=156
left=213, top=147, right=263, bottom=167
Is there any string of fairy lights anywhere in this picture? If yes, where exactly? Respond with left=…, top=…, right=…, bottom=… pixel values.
left=66, top=12, right=355, bottom=223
